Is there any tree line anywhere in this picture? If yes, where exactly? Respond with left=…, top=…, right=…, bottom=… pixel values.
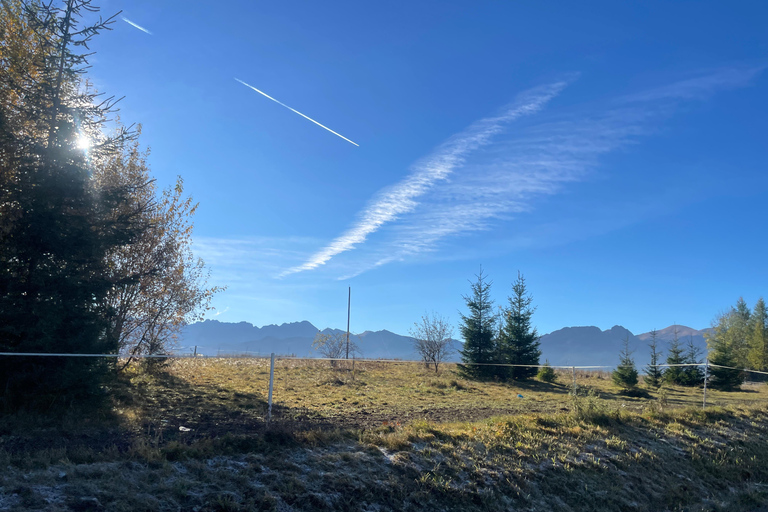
left=614, top=297, right=767, bottom=392
left=413, top=265, right=765, bottom=395
left=0, top=0, right=219, bottom=409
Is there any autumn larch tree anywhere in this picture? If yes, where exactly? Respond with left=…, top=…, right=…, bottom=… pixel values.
left=0, top=0, right=144, bottom=407
left=747, top=298, right=768, bottom=375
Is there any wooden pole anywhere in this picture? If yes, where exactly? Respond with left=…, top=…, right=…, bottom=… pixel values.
left=346, top=287, right=351, bottom=360
left=193, top=345, right=197, bottom=357
left=268, top=353, right=275, bottom=423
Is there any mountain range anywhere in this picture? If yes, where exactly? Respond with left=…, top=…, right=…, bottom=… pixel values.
left=178, top=320, right=419, bottom=360
left=177, top=320, right=712, bottom=368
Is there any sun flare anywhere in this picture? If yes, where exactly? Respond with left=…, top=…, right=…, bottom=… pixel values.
left=75, top=133, right=91, bottom=150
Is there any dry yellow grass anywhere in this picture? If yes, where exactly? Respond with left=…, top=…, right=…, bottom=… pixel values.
left=2, top=357, right=768, bottom=511
left=127, top=357, right=768, bottom=432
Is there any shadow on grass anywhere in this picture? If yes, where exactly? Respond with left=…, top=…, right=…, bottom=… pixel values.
left=513, top=379, right=571, bottom=394
left=0, top=367, right=340, bottom=465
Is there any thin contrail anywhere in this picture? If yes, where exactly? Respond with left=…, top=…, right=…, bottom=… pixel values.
left=235, top=78, right=359, bottom=146
left=121, top=17, right=152, bottom=35
left=279, top=80, right=569, bottom=277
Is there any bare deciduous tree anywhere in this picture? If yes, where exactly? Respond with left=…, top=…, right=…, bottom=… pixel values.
left=312, top=331, right=359, bottom=367
left=410, top=313, right=455, bottom=373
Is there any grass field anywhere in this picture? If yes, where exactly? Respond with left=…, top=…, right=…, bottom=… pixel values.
left=1, top=358, right=767, bottom=511
left=115, top=357, right=768, bottom=433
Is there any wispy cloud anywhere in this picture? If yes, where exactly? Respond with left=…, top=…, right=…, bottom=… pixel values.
left=235, top=78, right=359, bottom=146
left=280, top=80, right=570, bottom=277
left=278, top=67, right=761, bottom=280
left=214, top=306, right=230, bottom=317
left=121, top=17, right=152, bottom=35
left=621, top=66, right=763, bottom=103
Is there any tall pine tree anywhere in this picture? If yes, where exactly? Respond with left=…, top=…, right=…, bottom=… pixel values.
left=0, top=0, right=143, bottom=408
left=497, top=272, right=540, bottom=381
left=644, top=329, right=663, bottom=388
left=457, top=269, right=497, bottom=380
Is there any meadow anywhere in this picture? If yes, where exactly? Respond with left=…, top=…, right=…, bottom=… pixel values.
left=1, top=358, right=767, bottom=511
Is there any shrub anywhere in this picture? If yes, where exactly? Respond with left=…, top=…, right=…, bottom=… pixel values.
left=537, top=361, right=557, bottom=383
left=570, top=389, right=619, bottom=425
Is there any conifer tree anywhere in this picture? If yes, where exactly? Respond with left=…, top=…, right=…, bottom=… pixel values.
left=732, top=297, right=752, bottom=367
left=497, top=271, right=540, bottom=381
left=612, top=336, right=638, bottom=390
left=457, top=269, right=497, bottom=380
left=643, top=329, right=664, bottom=388
left=664, top=327, right=687, bottom=385
left=537, top=360, right=557, bottom=383
left=747, top=298, right=768, bottom=373
left=0, top=0, right=143, bottom=407
left=681, top=336, right=704, bottom=386
left=707, top=311, right=743, bottom=391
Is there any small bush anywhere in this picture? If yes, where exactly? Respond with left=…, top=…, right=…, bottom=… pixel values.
left=570, top=389, right=619, bottom=425
left=537, top=361, right=557, bottom=383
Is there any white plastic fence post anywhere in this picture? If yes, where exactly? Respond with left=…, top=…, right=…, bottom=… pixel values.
left=268, top=353, right=275, bottom=423
left=572, top=366, right=576, bottom=394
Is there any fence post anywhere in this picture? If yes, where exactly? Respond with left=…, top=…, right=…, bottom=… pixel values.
left=702, top=358, right=709, bottom=409
left=267, top=353, right=275, bottom=423
left=193, top=345, right=197, bottom=357
left=572, top=366, right=576, bottom=394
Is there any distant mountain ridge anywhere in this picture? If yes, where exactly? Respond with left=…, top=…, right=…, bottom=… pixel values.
left=178, top=320, right=711, bottom=367
left=538, top=324, right=711, bottom=368
left=179, top=320, right=421, bottom=359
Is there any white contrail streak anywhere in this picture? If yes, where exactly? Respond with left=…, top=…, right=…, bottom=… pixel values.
left=235, top=78, right=359, bottom=146
left=279, top=80, right=569, bottom=277
left=121, top=17, right=152, bottom=35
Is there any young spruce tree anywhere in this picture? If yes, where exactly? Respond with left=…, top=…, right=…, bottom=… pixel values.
left=457, top=269, right=497, bottom=380
left=663, top=327, right=687, bottom=386
left=681, top=336, right=704, bottom=386
left=612, top=336, right=638, bottom=390
left=707, top=311, right=743, bottom=391
left=643, top=329, right=664, bottom=388
left=497, top=271, right=540, bottom=381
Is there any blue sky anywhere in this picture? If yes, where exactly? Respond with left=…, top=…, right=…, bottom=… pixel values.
left=91, top=1, right=768, bottom=336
